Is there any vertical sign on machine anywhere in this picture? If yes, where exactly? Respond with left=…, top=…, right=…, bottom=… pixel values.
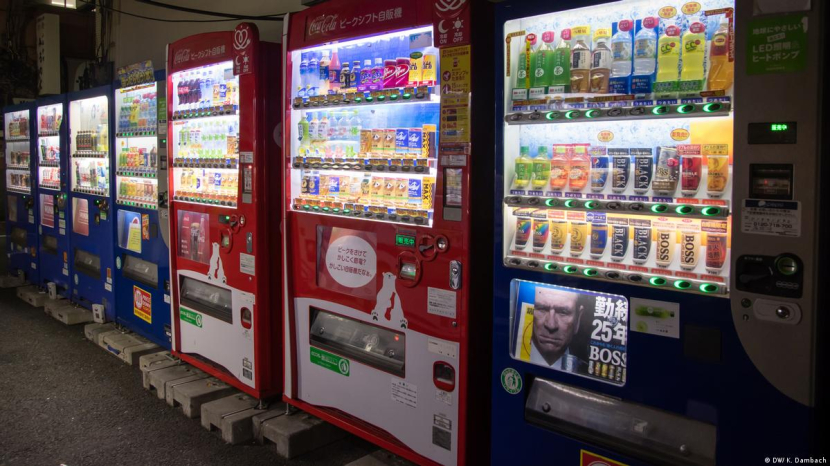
left=167, top=24, right=283, bottom=399
left=3, top=103, right=38, bottom=285
left=113, top=63, right=173, bottom=348
left=35, top=96, right=70, bottom=296
left=282, top=1, right=490, bottom=464
left=68, top=85, right=115, bottom=318
left=492, top=0, right=825, bottom=464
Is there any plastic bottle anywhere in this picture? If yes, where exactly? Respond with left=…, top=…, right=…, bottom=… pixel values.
left=318, top=50, right=331, bottom=95
left=551, top=29, right=571, bottom=89
left=318, top=113, right=329, bottom=141
left=569, top=145, right=591, bottom=191
left=348, top=112, right=361, bottom=142
left=570, top=26, right=592, bottom=93
left=533, top=32, right=555, bottom=88
left=656, top=22, right=682, bottom=83
left=351, top=61, right=362, bottom=91
left=532, top=146, right=551, bottom=189
left=383, top=59, right=397, bottom=88
left=308, top=113, right=318, bottom=141
left=517, top=34, right=537, bottom=89
left=611, top=20, right=634, bottom=77
left=707, top=18, right=733, bottom=91
left=514, top=146, right=533, bottom=188
left=360, top=59, right=373, bottom=92
left=633, top=17, right=658, bottom=76
left=329, top=50, right=341, bottom=94
left=680, top=18, right=706, bottom=82
left=308, top=52, right=320, bottom=96
left=337, top=113, right=349, bottom=140
left=590, top=28, right=612, bottom=93
left=340, top=61, right=351, bottom=89
left=372, top=58, right=384, bottom=91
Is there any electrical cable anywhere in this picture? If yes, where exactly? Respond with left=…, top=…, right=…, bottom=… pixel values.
left=77, top=0, right=285, bottom=23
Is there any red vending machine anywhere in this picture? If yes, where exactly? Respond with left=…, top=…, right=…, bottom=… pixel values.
left=167, top=24, right=282, bottom=398
left=282, top=2, right=493, bottom=465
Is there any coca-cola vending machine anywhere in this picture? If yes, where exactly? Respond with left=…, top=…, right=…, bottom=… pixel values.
left=168, top=24, right=282, bottom=398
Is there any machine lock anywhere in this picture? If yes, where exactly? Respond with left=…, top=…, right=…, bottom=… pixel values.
left=449, top=261, right=462, bottom=290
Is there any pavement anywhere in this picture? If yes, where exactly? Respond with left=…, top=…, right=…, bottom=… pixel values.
left=0, top=287, right=376, bottom=466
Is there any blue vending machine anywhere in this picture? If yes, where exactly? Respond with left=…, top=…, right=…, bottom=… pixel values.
left=3, top=102, right=38, bottom=284
left=112, top=70, right=171, bottom=348
left=492, top=0, right=827, bottom=465
left=35, top=96, right=70, bottom=296
left=67, top=86, right=115, bottom=319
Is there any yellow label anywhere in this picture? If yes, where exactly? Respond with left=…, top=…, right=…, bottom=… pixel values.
left=681, top=2, right=702, bottom=14
left=593, top=28, right=611, bottom=40
left=702, top=144, right=729, bottom=156
left=658, top=6, right=677, bottom=18
left=671, top=128, right=690, bottom=141
left=597, top=130, right=614, bottom=142
left=571, top=25, right=591, bottom=36
left=422, top=176, right=436, bottom=209
left=126, top=216, right=142, bottom=253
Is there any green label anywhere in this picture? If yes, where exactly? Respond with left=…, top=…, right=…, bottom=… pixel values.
left=180, top=307, right=203, bottom=328
left=500, top=367, right=523, bottom=395
left=747, top=15, right=807, bottom=75
left=310, top=347, right=350, bottom=376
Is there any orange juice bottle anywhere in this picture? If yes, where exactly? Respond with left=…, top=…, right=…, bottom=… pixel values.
left=569, top=144, right=590, bottom=191
left=550, top=144, right=570, bottom=190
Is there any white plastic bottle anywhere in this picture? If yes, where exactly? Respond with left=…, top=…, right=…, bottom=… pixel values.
left=337, top=113, right=349, bottom=140
left=610, top=20, right=633, bottom=78
left=633, top=17, right=658, bottom=76
left=348, top=111, right=361, bottom=142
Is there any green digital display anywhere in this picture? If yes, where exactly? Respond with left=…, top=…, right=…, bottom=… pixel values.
left=395, top=234, right=415, bottom=247
left=771, top=123, right=789, bottom=131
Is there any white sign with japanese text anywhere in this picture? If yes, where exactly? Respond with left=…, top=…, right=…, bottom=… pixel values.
left=325, top=235, right=377, bottom=288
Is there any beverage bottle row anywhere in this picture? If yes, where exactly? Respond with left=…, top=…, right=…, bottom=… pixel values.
left=516, top=15, right=733, bottom=93
left=118, top=144, right=158, bottom=172
left=177, top=168, right=239, bottom=204
left=40, top=167, right=61, bottom=188
left=75, top=127, right=108, bottom=153
left=119, top=178, right=157, bottom=202
left=175, top=68, right=239, bottom=112
left=514, top=144, right=728, bottom=198
left=7, top=114, right=29, bottom=138
left=513, top=216, right=727, bottom=274
left=74, top=160, right=109, bottom=191
left=39, top=142, right=60, bottom=164
left=177, top=120, right=239, bottom=163
left=8, top=172, right=31, bottom=189
left=118, top=92, right=158, bottom=133
left=39, top=107, right=61, bottom=134
left=300, top=173, right=435, bottom=210
left=8, top=150, right=30, bottom=167
left=298, top=41, right=437, bottom=98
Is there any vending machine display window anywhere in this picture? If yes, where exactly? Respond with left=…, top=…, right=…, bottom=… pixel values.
left=288, top=27, right=440, bottom=227
left=169, top=61, right=240, bottom=208
left=69, top=96, right=110, bottom=196
left=37, top=103, right=63, bottom=191
left=115, top=82, right=161, bottom=209
left=5, top=109, right=32, bottom=194
left=176, top=210, right=211, bottom=264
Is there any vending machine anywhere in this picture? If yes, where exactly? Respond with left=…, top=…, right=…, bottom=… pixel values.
left=3, top=102, right=38, bottom=284
left=68, top=86, right=115, bottom=317
left=113, top=69, right=172, bottom=348
left=35, top=96, right=70, bottom=296
left=167, top=24, right=282, bottom=398
left=492, top=0, right=826, bottom=464
left=282, top=1, right=493, bottom=465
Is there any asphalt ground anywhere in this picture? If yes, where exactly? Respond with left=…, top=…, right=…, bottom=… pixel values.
left=0, top=286, right=376, bottom=466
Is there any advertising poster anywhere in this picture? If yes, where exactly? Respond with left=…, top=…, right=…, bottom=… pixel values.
left=511, top=279, right=628, bottom=385
left=316, top=226, right=377, bottom=300
left=133, top=286, right=152, bottom=324
left=118, top=210, right=142, bottom=254
left=72, top=198, right=89, bottom=236
left=8, top=195, right=18, bottom=222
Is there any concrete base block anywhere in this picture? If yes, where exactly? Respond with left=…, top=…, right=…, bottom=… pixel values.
left=259, top=410, right=347, bottom=459
left=252, top=407, right=287, bottom=443
left=169, top=377, right=236, bottom=419
left=43, top=298, right=69, bottom=317
left=17, top=286, right=47, bottom=307
left=101, top=332, right=157, bottom=366
left=96, top=330, right=123, bottom=350
left=50, top=303, right=94, bottom=326
left=0, top=275, right=26, bottom=288
left=146, top=364, right=206, bottom=400
left=201, top=394, right=268, bottom=444
left=139, top=352, right=180, bottom=390
left=122, top=342, right=164, bottom=366
left=84, top=322, right=118, bottom=343
left=346, top=451, right=418, bottom=466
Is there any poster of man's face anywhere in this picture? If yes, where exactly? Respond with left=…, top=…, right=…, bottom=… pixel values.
left=532, top=288, right=583, bottom=367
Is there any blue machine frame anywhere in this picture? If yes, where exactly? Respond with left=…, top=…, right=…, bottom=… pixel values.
left=67, top=85, right=115, bottom=319
left=34, top=95, right=71, bottom=296
left=112, top=70, right=172, bottom=348
left=4, top=102, right=39, bottom=284
left=490, top=1, right=818, bottom=465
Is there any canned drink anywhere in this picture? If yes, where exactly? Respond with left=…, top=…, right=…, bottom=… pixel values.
left=590, top=224, right=608, bottom=258
left=395, top=128, right=409, bottom=155
left=680, top=231, right=700, bottom=270
left=634, top=152, right=655, bottom=194
left=570, top=222, right=587, bottom=257
left=611, top=153, right=631, bottom=193
left=421, top=176, right=436, bottom=209
left=360, top=129, right=373, bottom=155
left=328, top=176, right=340, bottom=196
left=515, top=217, right=532, bottom=249
left=421, top=54, right=437, bottom=86
left=407, top=178, right=422, bottom=205
left=681, top=154, right=702, bottom=196
left=611, top=225, right=629, bottom=262
left=383, top=129, right=396, bottom=153
left=407, top=128, right=422, bottom=157
left=371, top=129, right=384, bottom=154
left=308, top=175, right=320, bottom=196
left=408, top=51, right=424, bottom=86
left=705, top=232, right=728, bottom=273
left=655, top=229, right=675, bottom=267
left=590, top=156, right=609, bottom=192
left=707, top=155, right=729, bottom=198
left=532, top=219, right=550, bottom=252
left=652, top=146, right=680, bottom=194
left=633, top=227, right=652, bottom=264
left=550, top=221, right=568, bottom=253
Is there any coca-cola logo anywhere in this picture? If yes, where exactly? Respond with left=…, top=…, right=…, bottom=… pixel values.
left=174, top=48, right=190, bottom=65
left=308, top=14, right=339, bottom=37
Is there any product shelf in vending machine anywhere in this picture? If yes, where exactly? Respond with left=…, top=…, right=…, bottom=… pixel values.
left=492, top=0, right=826, bottom=465
left=4, top=102, right=39, bottom=284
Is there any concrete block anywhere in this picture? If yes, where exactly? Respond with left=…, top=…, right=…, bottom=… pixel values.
left=164, top=374, right=213, bottom=406
left=49, top=302, right=94, bottom=326
left=260, top=410, right=347, bottom=459
left=122, top=342, right=164, bottom=366
left=139, top=352, right=180, bottom=390
left=0, top=274, right=26, bottom=288
left=102, top=332, right=149, bottom=361
left=168, top=377, right=236, bottom=419
left=346, top=451, right=419, bottom=466
left=201, top=394, right=269, bottom=444
left=96, top=330, right=123, bottom=350
left=43, top=298, right=69, bottom=317
left=146, top=364, right=206, bottom=400
left=84, top=322, right=118, bottom=342
left=252, top=407, right=287, bottom=443
left=17, top=286, right=47, bottom=307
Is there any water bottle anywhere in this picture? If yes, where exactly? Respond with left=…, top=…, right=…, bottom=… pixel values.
left=610, top=20, right=633, bottom=78
left=299, top=52, right=309, bottom=93
left=337, top=113, right=349, bottom=140
left=348, top=112, right=361, bottom=142
left=308, top=52, right=320, bottom=97
left=633, top=17, right=658, bottom=76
